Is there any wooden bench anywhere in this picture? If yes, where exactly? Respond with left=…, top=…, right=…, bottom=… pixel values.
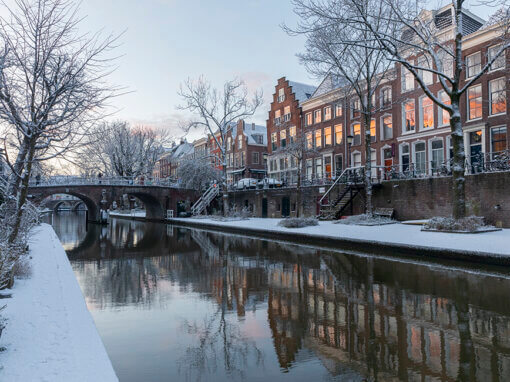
left=373, top=207, right=394, bottom=219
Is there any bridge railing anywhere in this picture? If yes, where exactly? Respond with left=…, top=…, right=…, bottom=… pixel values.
left=28, top=176, right=181, bottom=188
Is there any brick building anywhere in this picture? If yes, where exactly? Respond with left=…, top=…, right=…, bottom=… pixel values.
left=225, top=120, right=268, bottom=184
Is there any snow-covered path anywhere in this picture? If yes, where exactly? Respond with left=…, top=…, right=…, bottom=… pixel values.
left=1, top=224, right=118, bottom=382
left=169, top=217, right=510, bottom=258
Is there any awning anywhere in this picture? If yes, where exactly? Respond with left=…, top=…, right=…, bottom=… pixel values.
left=228, top=167, right=246, bottom=175
left=249, top=168, right=267, bottom=174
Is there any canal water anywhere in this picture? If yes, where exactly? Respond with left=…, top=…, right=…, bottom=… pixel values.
left=45, top=211, right=510, bottom=382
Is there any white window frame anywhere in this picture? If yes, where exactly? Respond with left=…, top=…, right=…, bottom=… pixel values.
left=413, top=140, right=427, bottom=175
left=419, top=95, right=435, bottom=130
left=488, top=45, right=506, bottom=72
left=380, top=87, right=392, bottom=108
left=324, top=105, right=332, bottom=121
left=428, top=137, right=445, bottom=175
left=489, top=77, right=506, bottom=116
left=381, top=114, right=393, bottom=141
left=467, top=84, right=483, bottom=121
left=402, top=99, right=416, bottom=134
left=314, top=109, right=322, bottom=124
left=401, top=64, right=414, bottom=92
left=466, top=52, right=481, bottom=79
left=278, top=88, right=285, bottom=103
left=399, top=143, right=411, bottom=172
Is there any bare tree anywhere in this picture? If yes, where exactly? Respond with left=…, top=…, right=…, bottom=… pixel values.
left=285, top=0, right=396, bottom=216
left=177, top=77, right=263, bottom=215
left=0, top=0, right=121, bottom=243
left=177, top=158, right=220, bottom=191
left=77, top=121, right=169, bottom=178
left=351, top=0, right=510, bottom=218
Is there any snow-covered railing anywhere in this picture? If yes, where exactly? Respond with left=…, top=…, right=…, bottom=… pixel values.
left=28, top=176, right=182, bottom=188
left=191, top=183, right=219, bottom=215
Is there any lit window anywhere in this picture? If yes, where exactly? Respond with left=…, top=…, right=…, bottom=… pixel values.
left=381, top=88, right=392, bottom=108
left=352, top=123, right=361, bottom=145
left=271, top=132, right=277, bottom=151
left=489, top=78, right=506, bottom=115
left=314, top=109, right=322, bottom=124
left=491, top=126, right=507, bottom=156
left=382, top=115, right=392, bottom=140
left=420, top=97, right=434, bottom=129
left=283, top=106, right=291, bottom=122
left=324, top=127, right=332, bottom=146
left=370, top=119, right=376, bottom=142
left=315, top=129, right=322, bottom=147
left=335, top=124, right=343, bottom=145
left=488, top=45, right=505, bottom=71
left=280, top=130, right=287, bottom=148
left=403, top=100, right=415, bottom=132
left=305, top=112, right=312, bottom=126
left=438, top=91, right=451, bottom=126
left=401, top=65, right=414, bottom=91
left=466, top=52, right=481, bottom=78
left=289, top=126, right=296, bottom=144
left=306, top=132, right=313, bottom=149
left=274, top=109, right=281, bottom=125
left=324, top=106, right=332, bottom=121
left=467, top=84, right=482, bottom=120
left=335, top=103, right=343, bottom=118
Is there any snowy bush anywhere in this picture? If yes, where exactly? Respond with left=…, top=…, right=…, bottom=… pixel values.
left=278, top=217, right=319, bottom=229
left=335, top=214, right=395, bottom=226
left=423, top=216, right=491, bottom=233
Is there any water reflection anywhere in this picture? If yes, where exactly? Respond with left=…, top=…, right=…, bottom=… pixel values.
left=51, top=212, right=510, bottom=382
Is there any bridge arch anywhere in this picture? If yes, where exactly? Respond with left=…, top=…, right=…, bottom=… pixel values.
left=126, top=191, right=165, bottom=220
left=37, top=191, right=99, bottom=221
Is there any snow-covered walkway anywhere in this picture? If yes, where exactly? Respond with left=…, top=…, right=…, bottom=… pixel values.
left=169, top=217, right=510, bottom=258
left=1, top=224, right=118, bottom=382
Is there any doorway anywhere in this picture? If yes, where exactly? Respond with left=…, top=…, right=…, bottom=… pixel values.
left=262, top=198, right=268, bottom=218
left=282, top=197, right=290, bottom=218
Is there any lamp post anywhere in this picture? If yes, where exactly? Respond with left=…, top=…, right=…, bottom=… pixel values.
left=346, top=135, right=354, bottom=168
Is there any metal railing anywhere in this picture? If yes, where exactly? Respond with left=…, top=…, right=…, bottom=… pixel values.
left=28, top=176, right=181, bottom=188
left=319, top=167, right=365, bottom=207
left=191, top=183, right=220, bottom=215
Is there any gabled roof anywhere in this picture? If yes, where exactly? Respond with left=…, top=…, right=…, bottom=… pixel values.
left=311, top=74, right=346, bottom=98
left=288, top=81, right=316, bottom=103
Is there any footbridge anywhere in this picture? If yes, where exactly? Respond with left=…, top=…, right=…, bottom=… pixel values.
left=28, top=177, right=198, bottom=223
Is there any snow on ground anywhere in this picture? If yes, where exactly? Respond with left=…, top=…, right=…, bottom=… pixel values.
left=1, top=224, right=118, bottom=382
left=170, top=217, right=510, bottom=257
left=109, top=209, right=146, bottom=218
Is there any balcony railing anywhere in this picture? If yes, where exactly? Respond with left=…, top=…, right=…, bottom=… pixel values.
left=28, top=176, right=182, bottom=188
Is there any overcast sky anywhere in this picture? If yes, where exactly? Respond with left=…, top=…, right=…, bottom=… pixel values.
left=17, top=0, right=499, bottom=142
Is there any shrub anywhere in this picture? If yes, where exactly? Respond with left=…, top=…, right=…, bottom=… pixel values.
left=335, top=214, right=394, bottom=226
left=278, top=217, right=319, bottom=229
left=423, top=216, right=489, bottom=232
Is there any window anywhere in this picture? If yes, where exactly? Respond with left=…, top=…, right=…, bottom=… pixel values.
left=420, top=96, right=434, bottom=129
left=305, top=112, right=312, bottom=126
left=315, top=158, right=323, bottom=179
left=314, top=109, right=322, bottom=124
left=401, top=65, right=414, bottom=91
left=324, top=155, right=332, bottom=178
left=414, top=142, right=426, bottom=174
left=283, top=106, right=291, bottom=122
left=335, top=124, right=343, bottom=145
left=438, top=91, right=451, bottom=126
left=335, top=103, right=343, bottom=118
left=306, top=159, right=313, bottom=180
left=418, top=56, right=433, bottom=85
left=403, top=100, right=416, bottom=132
left=370, top=119, right=376, bottom=142
left=353, top=152, right=362, bottom=167
left=274, top=109, right=281, bottom=125
left=491, top=126, right=507, bottom=155
left=253, top=134, right=263, bottom=144
left=382, top=115, right=392, bottom=140
left=252, top=152, right=259, bottom=164
left=241, top=152, right=245, bottom=166
left=351, top=98, right=360, bottom=118
left=438, top=50, right=454, bottom=78
left=488, top=45, right=505, bottom=71
left=489, top=78, right=506, bottom=115
left=278, top=88, right=285, bottom=102
left=227, top=137, right=232, bottom=151
left=238, top=135, right=243, bottom=149
left=401, top=145, right=410, bottom=172
left=324, top=106, right=332, bottom=121
left=431, top=140, right=444, bottom=173
left=315, top=129, right=322, bottom=148
left=324, top=126, right=332, bottom=146
left=271, top=132, right=277, bottom=151
left=289, top=126, right=296, bottom=144
left=466, top=52, right=481, bottom=78
left=352, top=122, right=361, bottom=145
left=467, top=84, right=482, bottom=120
left=381, top=88, right=392, bottom=108
left=306, top=132, right=313, bottom=149
left=280, top=130, right=287, bottom=148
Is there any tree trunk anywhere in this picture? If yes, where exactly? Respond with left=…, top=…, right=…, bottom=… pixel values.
left=450, top=99, right=466, bottom=219
left=296, top=166, right=302, bottom=218
left=364, top=115, right=373, bottom=216
left=222, top=163, right=228, bottom=216
left=6, top=136, right=30, bottom=197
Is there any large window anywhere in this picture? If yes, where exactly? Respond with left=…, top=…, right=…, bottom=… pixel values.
left=352, top=122, right=361, bottom=146
left=314, top=109, right=322, bottom=124
left=283, top=106, right=291, bottom=122
left=401, top=144, right=410, bottom=172
left=491, top=126, right=507, bottom=155
left=414, top=142, right=426, bottom=174
left=420, top=96, right=434, bottom=129
left=274, top=109, right=281, bottom=125
left=252, top=152, right=259, bottom=164
left=324, top=106, right=332, bottom=121
left=315, top=158, right=323, bottom=179
left=305, top=112, right=312, bottom=126
left=489, top=78, right=506, bottom=115
left=438, top=91, right=451, bottom=126
left=280, top=130, right=287, bottom=148
left=401, top=65, right=414, bottom=91
left=351, top=98, right=360, bottom=118
left=324, top=127, right=332, bottom=146
left=306, top=132, right=313, bottom=149
left=382, top=115, right=392, bottom=140
left=467, top=84, right=482, bottom=120
left=381, top=87, right=392, bottom=108
left=227, top=137, right=232, bottom=151
left=315, top=129, right=322, bottom=148
left=335, top=103, right=343, bottom=118
left=403, top=100, right=416, bottom=132
left=370, top=119, right=376, bottom=143
left=278, top=88, right=285, bottom=102
left=418, top=56, right=433, bottom=85
left=289, top=126, right=296, bottom=144
left=466, top=52, right=481, bottom=78
left=488, top=45, right=506, bottom=71
left=431, top=140, right=444, bottom=173
left=238, top=135, right=243, bottom=149
left=271, top=132, right=277, bottom=151
left=335, top=124, right=343, bottom=145
left=352, top=152, right=362, bottom=168
left=438, top=50, right=454, bottom=78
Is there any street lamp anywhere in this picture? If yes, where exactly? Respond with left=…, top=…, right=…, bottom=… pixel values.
left=346, top=135, right=354, bottom=168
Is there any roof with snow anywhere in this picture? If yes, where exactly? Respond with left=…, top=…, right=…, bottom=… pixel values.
left=288, top=81, right=316, bottom=103
left=310, top=74, right=347, bottom=99
left=232, top=121, right=267, bottom=146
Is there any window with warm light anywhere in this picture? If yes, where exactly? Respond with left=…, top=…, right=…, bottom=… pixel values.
left=324, top=127, right=332, bottom=146
left=335, top=103, right=343, bottom=118
left=489, top=78, right=506, bottom=115
left=271, top=132, right=277, bottom=151
left=324, top=106, right=332, bottom=121
left=370, top=119, right=376, bottom=142
left=274, top=109, right=281, bottom=125
left=283, top=106, right=291, bottom=122
left=335, top=124, right=343, bottom=145
left=289, top=126, right=296, bottom=144
left=315, top=129, right=322, bottom=147
left=403, top=100, right=415, bottom=132
left=305, top=112, right=312, bottom=126
left=491, top=126, right=507, bottom=155
left=382, top=115, right=392, bottom=140
left=352, top=123, right=361, bottom=145
left=306, top=132, right=313, bottom=149
left=466, top=52, right=481, bottom=78
left=467, top=84, right=482, bottom=120
left=314, top=109, right=322, bottom=124
left=438, top=91, right=451, bottom=126
left=420, top=97, right=434, bottom=129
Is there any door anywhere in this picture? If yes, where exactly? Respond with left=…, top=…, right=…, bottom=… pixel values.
left=383, top=148, right=393, bottom=179
left=324, top=155, right=332, bottom=179
left=262, top=198, right=268, bottom=218
left=469, top=130, right=483, bottom=173
left=282, top=197, right=290, bottom=218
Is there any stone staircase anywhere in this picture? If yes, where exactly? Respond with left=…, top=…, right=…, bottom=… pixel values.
left=191, top=183, right=220, bottom=216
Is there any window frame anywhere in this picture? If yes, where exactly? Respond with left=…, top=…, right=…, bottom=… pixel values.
left=334, top=123, right=343, bottom=145
left=488, top=45, right=506, bottom=72
left=402, top=99, right=416, bottom=134
left=467, top=84, right=483, bottom=121
left=489, top=77, right=506, bottom=116
left=466, top=52, right=481, bottom=79
left=419, top=95, right=435, bottom=130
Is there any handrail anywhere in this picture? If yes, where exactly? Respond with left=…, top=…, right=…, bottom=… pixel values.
left=191, top=183, right=219, bottom=215
left=319, top=166, right=363, bottom=206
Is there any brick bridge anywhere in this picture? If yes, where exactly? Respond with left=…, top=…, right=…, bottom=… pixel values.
left=28, top=177, right=198, bottom=222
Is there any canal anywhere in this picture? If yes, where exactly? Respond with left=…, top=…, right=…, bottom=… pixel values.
left=46, top=211, right=510, bottom=381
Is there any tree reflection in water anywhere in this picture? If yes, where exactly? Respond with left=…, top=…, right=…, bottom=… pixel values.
left=52, top=213, right=510, bottom=382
